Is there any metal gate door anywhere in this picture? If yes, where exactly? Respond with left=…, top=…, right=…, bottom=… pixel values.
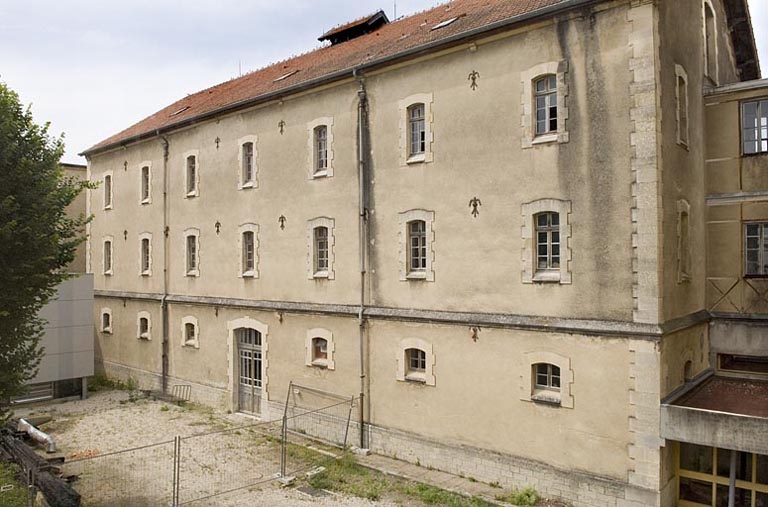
left=237, top=328, right=262, bottom=414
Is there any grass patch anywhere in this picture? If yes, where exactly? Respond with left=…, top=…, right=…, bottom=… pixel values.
left=88, top=373, right=136, bottom=392
left=495, top=486, right=539, bottom=506
left=403, top=482, right=496, bottom=506
left=0, top=462, right=28, bottom=507
left=308, top=453, right=387, bottom=501
left=306, top=453, right=496, bottom=507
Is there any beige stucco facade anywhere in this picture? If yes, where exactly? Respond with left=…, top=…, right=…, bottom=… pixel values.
left=83, top=0, right=763, bottom=505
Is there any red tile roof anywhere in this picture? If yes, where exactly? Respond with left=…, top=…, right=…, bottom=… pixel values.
left=84, top=0, right=573, bottom=155
left=675, top=376, right=768, bottom=419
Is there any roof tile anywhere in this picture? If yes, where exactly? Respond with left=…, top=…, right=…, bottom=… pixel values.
left=85, top=0, right=569, bottom=154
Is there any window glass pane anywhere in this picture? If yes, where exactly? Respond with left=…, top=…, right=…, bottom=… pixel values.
left=680, top=443, right=713, bottom=474
left=679, top=477, right=712, bottom=504
left=716, top=485, right=751, bottom=507
left=548, top=75, right=556, bottom=89
left=757, top=492, right=768, bottom=507
left=757, top=454, right=768, bottom=485
left=716, top=449, right=751, bottom=480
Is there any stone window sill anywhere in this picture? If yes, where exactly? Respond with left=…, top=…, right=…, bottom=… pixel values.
left=532, top=271, right=561, bottom=283
left=531, top=391, right=561, bottom=406
left=312, top=170, right=328, bottom=179
left=406, top=154, right=426, bottom=165
left=531, top=133, right=558, bottom=146
left=405, top=372, right=427, bottom=384
left=406, top=271, right=427, bottom=281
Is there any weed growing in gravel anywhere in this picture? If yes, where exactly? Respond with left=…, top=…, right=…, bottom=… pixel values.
left=495, top=486, right=539, bottom=506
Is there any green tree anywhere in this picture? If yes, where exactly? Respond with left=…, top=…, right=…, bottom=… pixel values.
left=0, top=81, right=90, bottom=419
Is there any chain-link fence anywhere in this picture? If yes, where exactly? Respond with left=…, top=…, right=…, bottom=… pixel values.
left=51, top=384, right=357, bottom=506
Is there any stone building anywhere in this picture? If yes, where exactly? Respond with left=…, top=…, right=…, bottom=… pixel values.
left=81, top=0, right=765, bottom=505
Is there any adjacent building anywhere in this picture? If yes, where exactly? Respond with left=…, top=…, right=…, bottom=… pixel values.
left=81, top=1, right=766, bottom=505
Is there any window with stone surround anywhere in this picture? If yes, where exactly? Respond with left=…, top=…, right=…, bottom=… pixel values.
left=307, top=217, right=335, bottom=279
left=137, top=311, right=151, bottom=340
left=307, top=118, right=334, bottom=178
left=238, top=223, right=259, bottom=278
left=100, top=308, right=113, bottom=334
left=238, top=136, right=258, bottom=189
left=103, top=236, right=114, bottom=275
left=522, top=351, right=573, bottom=408
left=398, top=209, right=435, bottom=281
left=522, top=199, right=571, bottom=284
left=139, top=232, right=152, bottom=276
left=140, top=163, right=151, bottom=204
left=521, top=61, right=569, bottom=148
left=677, top=200, right=691, bottom=282
left=103, top=171, right=113, bottom=209
left=183, top=151, right=199, bottom=197
left=184, top=228, right=200, bottom=277
left=703, top=0, right=718, bottom=83
left=305, top=328, right=335, bottom=370
left=675, top=65, right=689, bottom=147
left=398, top=94, right=433, bottom=165
left=181, top=315, right=199, bottom=349
left=396, top=338, right=435, bottom=386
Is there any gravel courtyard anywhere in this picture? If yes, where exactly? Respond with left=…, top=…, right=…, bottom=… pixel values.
left=13, top=390, right=399, bottom=507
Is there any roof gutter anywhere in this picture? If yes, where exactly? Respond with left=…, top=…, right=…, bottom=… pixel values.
left=81, top=0, right=603, bottom=157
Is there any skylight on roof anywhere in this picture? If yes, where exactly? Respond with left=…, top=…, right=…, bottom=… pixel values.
left=273, top=70, right=299, bottom=82
left=431, top=16, right=459, bottom=30
left=169, top=106, right=190, bottom=117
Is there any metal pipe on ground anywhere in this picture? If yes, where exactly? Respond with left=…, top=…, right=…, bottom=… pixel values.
left=18, top=418, right=56, bottom=453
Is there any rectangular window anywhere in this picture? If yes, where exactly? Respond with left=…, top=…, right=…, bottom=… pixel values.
left=408, top=104, right=425, bottom=157
left=534, top=363, right=561, bottom=390
left=535, top=75, right=558, bottom=135
left=186, top=235, right=197, bottom=274
left=704, top=3, right=717, bottom=81
left=535, top=212, right=560, bottom=271
left=408, top=220, right=427, bottom=273
left=185, top=322, right=196, bottom=345
left=104, top=174, right=112, bottom=208
left=742, top=99, right=768, bottom=155
left=745, top=222, right=768, bottom=276
left=141, top=238, right=150, bottom=275
left=312, top=337, right=328, bottom=361
left=103, top=240, right=112, bottom=274
left=314, top=226, right=328, bottom=273
left=719, top=353, right=768, bottom=374
left=242, top=142, right=254, bottom=184
left=141, top=166, right=150, bottom=202
left=186, top=155, right=196, bottom=195
left=314, top=126, right=327, bottom=173
left=242, top=231, right=254, bottom=273
left=407, top=348, right=426, bottom=373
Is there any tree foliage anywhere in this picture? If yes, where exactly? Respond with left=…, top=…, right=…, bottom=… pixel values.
left=0, top=81, right=90, bottom=418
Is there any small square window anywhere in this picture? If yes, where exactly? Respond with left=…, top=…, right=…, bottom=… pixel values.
left=745, top=222, right=768, bottom=276
left=531, top=362, right=561, bottom=405
left=185, top=323, right=196, bottom=345
left=405, top=348, right=427, bottom=382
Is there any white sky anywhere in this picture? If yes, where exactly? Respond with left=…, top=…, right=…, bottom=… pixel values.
left=1, top=0, right=766, bottom=164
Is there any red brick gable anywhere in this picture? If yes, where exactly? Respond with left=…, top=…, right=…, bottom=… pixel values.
left=84, top=0, right=571, bottom=155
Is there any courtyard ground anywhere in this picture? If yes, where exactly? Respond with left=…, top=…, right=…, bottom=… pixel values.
left=6, top=389, right=565, bottom=506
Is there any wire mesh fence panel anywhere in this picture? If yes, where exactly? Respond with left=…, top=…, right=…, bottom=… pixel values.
left=281, top=382, right=357, bottom=477
left=177, top=420, right=283, bottom=506
left=61, top=440, right=176, bottom=507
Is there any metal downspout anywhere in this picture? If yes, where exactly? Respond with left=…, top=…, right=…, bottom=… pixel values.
left=354, top=69, right=370, bottom=449
left=158, top=133, right=170, bottom=394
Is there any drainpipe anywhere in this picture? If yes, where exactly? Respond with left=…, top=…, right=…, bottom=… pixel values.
left=158, top=132, right=170, bottom=394
left=353, top=68, right=370, bottom=449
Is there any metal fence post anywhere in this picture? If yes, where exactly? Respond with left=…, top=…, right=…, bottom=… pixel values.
left=172, top=436, right=181, bottom=507
left=26, top=467, right=35, bottom=507
left=280, top=381, right=292, bottom=477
